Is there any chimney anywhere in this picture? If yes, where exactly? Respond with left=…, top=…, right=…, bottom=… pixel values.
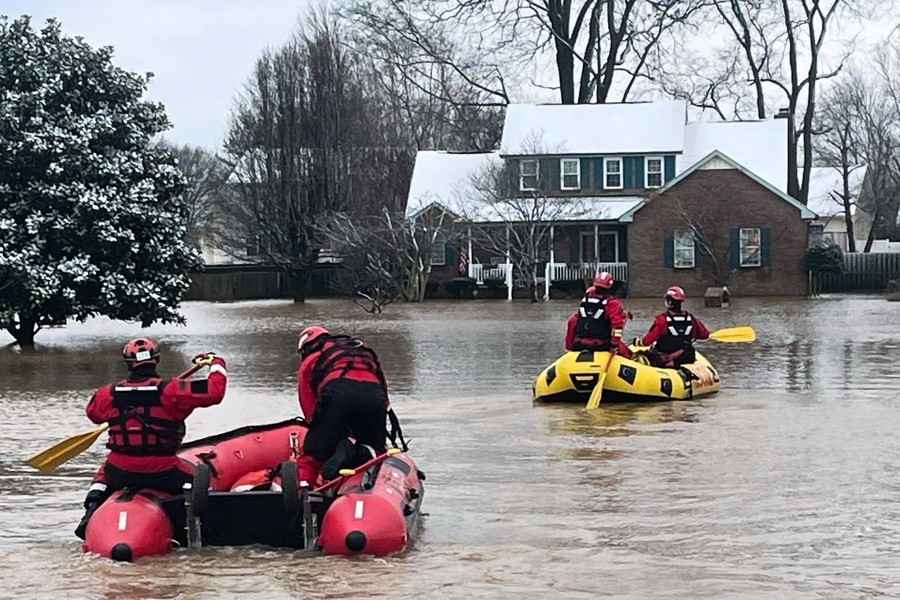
left=775, top=107, right=790, bottom=119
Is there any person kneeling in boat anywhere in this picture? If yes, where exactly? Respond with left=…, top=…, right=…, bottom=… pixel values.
left=564, top=272, right=632, bottom=359
left=74, top=339, right=228, bottom=539
left=296, top=326, right=402, bottom=487
left=635, top=286, right=710, bottom=368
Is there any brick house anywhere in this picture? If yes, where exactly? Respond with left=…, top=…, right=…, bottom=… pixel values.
left=406, top=100, right=817, bottom=297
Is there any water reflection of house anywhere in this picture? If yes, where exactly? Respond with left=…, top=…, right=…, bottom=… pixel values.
left=407, top=100, right=817, bottom=297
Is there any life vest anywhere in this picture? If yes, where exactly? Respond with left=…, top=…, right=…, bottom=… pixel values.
left=574, top=296, right=612, bottom=342
left=306, top=336, right=408, bottom=451
left=309, top=335, right=388, bottom=395
left=106, top=378, right=186, bottom=456
left=655, top=312, right=695, bottom=354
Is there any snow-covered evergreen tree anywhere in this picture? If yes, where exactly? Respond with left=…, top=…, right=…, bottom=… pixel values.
left=0, top=16, right=196, bottom=347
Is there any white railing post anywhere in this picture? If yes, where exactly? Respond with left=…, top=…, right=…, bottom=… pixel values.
left=506, top=262, right=513, bottom=301
left=544, top=262, right=551, bottom=301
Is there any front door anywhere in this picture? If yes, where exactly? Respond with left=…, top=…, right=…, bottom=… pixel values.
left=597, top=231, right=618, bottom=262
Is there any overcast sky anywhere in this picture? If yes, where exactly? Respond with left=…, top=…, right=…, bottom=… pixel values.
left=4, top=1, right=309, bottom=149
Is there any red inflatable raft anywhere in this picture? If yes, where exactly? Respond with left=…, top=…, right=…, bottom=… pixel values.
left=81, top=419, right=424, bottom=561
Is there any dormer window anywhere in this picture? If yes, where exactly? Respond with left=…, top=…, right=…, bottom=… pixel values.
left=519, top=159, right=539, bottom=191
left=560, top=158, right=580, bottom=190
left=646, top=157, right=663, bottom=188
left=604, top=157, right=623, bottom=189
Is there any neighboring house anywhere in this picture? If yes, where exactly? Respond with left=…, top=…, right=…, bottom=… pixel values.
left=806, top=166, right=866, bottom=251
left=406, top=100, right=816, bottom=297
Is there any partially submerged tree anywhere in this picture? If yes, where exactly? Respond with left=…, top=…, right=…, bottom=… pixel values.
left=217, top=12, right=410, bottom=300
left=318, top=207, right=456, bottom=312
left=0, top=17, right=194, bottom=348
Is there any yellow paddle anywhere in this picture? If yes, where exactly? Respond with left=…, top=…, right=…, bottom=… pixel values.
left=708, top=326, right=756, bottom=343
left=585, top=350, right=616, bottom=410
left=25, top=358, right=214, bottom=473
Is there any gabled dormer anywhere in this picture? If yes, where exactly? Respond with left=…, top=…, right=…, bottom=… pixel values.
left=509, top=154, right=677, bottom=195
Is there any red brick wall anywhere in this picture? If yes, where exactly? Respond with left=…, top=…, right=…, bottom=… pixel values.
left=628, top=168, right=809, bottom=297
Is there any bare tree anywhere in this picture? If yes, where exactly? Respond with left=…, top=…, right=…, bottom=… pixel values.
left=464, top=157, right=586, bottom=302
left=351, top=0, right=710, bottom=106
left=160, top=142, right=232, bottom=250
left=817, top=78, right=865, bottom=251
left=217, top=11, right=408, bottom=299
left=318, top=207, right=457, bottom=312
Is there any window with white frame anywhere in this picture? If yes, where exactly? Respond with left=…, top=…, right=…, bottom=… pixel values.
left=430, top=241, right=447, bottom=266
left=604, top=157, right=623, bottom=189
left=739, top=227, right=762, bottom=267
left=519, top=159, right=539, bottom=191
left=645, top=156, right=663, bottom=188
left=560, top=158, right=580, bottom=190
left=673, top=230, right=695, bottom=268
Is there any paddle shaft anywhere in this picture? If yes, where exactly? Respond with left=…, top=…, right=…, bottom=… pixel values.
left=311, top=449, right=401, bottom=494
left=585, top=350, right=616, bottom=410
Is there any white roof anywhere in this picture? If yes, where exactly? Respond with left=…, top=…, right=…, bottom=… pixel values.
left=682, top=120, right=788, bottom=192
left=806, top=165, right=867, bottom=217
left=462, top=196, right=644, bottom=224
left=406, top=151, right=503, bottom=218
left=500, top=101, right=686, bottom=156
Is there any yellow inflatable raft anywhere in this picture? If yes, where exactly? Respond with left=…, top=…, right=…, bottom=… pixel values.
left=533, top=349, right=720, bottom=403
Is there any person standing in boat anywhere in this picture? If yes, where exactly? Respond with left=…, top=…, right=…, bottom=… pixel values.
left=635, top=286, right=710, bottom=368
left=295, top=326, right=404, bottom=487
left=74, top=338, right=228, bottom=539
left=564, top=272, right=633, bottom=358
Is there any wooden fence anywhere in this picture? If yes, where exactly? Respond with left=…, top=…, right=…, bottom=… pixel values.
left=810, top=252, right=900, bottom=294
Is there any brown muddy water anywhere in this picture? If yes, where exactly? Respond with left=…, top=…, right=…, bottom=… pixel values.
left=1, top=296, right=899, bottom=599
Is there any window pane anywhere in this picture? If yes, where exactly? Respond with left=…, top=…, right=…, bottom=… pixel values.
left=563, top=174, right=579, bottom=188
left=606, top=160, right=621, bottom=174
left=740, top=227, right=761, bottom=266
left=647, top=172, right=662, bottom=187
left=562, top=160, right=578, bottom=175
left=606, top=174, right=621, bottom=187
left=647, top=158, right=662, bottom=173
left=521, top=160, right=537, bottom=175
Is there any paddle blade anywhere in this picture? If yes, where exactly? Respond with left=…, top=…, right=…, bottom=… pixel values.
left=585, top=372, right=607, bottom=410
left=25, top=423, right=109, bottom=473
left=709, top=326, right=756, bottom=343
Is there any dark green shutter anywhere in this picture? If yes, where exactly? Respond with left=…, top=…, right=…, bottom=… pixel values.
left=664, top=156, right=676, bottom=183
left=540, top=159, right=558, bottom=192
left=580, top=158, right=591, bottom=189
left=761, top=227, right=771, bottom=266
left=595, top=159, right=604, bottom=190
left=664, top=232, right=674, bottom=267
left=507, top=159, right=518, bottom=194
left=445, top=243, right=456, bottom=267
left=729, top=228, right=741, bottom=269
left=623, top=156, right=643, bottom=188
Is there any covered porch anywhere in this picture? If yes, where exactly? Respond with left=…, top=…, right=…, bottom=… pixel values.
left=465, top=222, right=630, bottom=299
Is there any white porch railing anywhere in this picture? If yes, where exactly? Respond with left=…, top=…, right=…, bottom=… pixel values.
left=468, top=263, right=512, bottom=285
left=546, top=262, right=628, bottom=283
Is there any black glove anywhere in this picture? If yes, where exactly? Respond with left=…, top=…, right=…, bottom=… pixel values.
left=83, top=488, right=107, bottom=509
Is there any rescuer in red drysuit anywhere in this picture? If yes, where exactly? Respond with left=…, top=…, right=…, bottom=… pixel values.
left=635, top=286, right=710, bottom=368
left=74, top=338, right=227, bottom=539
left=565, top=272, right=632, bottom=358
left=295, top=326, right=404, bottom=486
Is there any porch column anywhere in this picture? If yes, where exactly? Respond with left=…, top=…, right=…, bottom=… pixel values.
left=546, top=224, right=555, bottom=301
left=467, top=226, right=473, bottom=274
left=506, top=225, right=512, bottom=301
left=593, top=223, right=599, bottom=273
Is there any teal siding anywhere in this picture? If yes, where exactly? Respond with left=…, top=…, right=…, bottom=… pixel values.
left=664, top=155, right=676, bottom=182
left=623, top=156, right=643, bottom=188
left=594, top=159, right=604, bottom=190
left=539, top=158, right=559, bottom=192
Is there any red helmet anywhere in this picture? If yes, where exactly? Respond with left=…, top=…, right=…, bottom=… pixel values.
left=593, top=271, right=614, bottom=290
left=665, top=286, right=687, bottom=301
left=122, top=338, right=160, bottom=367
left=298, top=326, right=329, bottom=354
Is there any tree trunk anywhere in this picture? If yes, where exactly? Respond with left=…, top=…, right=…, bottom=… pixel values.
left=288, top=268, right=308, bottom=302
left=786, top=113, right=801, bottom=200
left=7, top=316, right=38, bottom=349
left=842, top=163, right=856, bottom=253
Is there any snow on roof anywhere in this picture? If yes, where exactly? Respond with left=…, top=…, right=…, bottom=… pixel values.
left=500, top=101, right=686, bottom=156
left=406, top=151, right=503, bottom=219
left=463, top=196, right=645, bottom=224
left=806, top=165, right=867, bottom=217
left=682, top=120, right=788, bottom=192
left=406, top=151, right=641, bottom=223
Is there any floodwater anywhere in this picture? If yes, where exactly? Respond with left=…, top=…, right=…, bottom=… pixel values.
left=1, top=296, right=899, bottom=599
